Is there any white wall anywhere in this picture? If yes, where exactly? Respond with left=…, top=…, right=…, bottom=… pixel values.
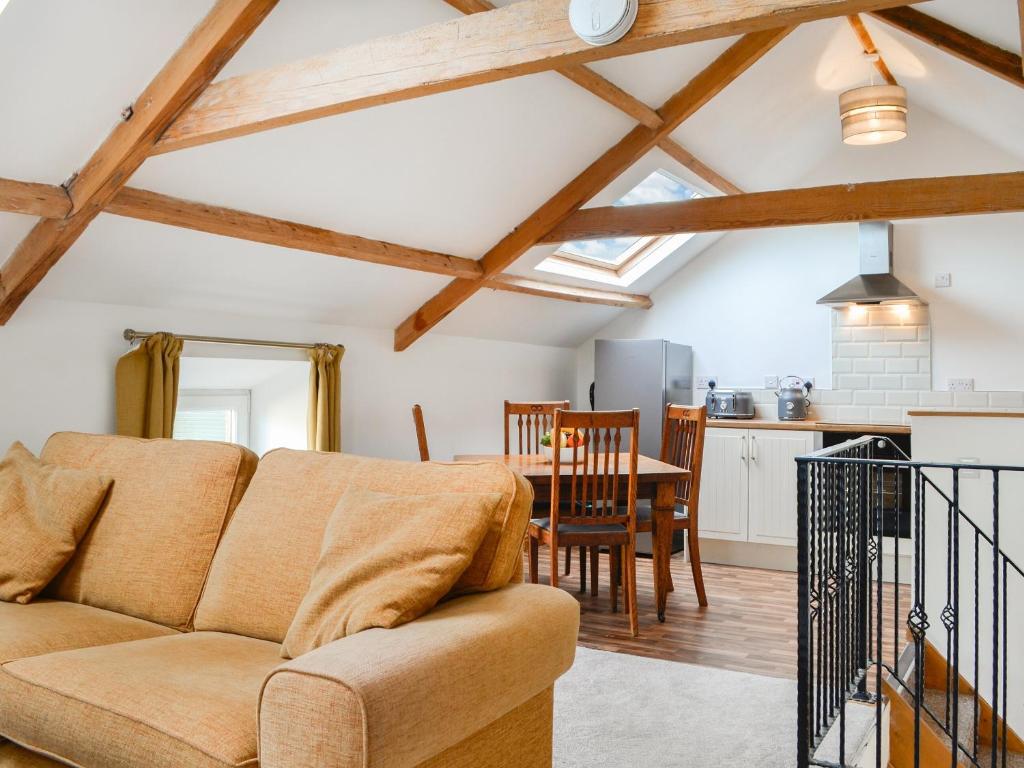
left=577, top=107, right=1024, bottom=405
left=250, top=364, right=307, bottom=456
left=0, top=298, right=577, bottom=461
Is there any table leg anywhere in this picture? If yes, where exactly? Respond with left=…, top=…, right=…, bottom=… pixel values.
left=652, top=481, right=675, bottom=623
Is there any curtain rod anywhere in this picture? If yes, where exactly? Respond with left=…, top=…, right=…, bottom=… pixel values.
left=123, top=329, right=339, bottom=352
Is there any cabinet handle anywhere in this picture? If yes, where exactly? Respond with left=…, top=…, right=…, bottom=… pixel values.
left=740, top=436, right=747, bottom=463
left=751, top=434, right=758, bottom=462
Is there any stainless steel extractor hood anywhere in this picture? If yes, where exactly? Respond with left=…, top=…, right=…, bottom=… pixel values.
left=817, top=221, right=924, bottom=306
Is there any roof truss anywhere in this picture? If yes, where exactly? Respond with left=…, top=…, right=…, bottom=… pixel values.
left=393, top=26, right=794, bottom=351
left=541, top=172, right=1024, bottom=241
left=0, top=0, right=280, bottom=325
left=154, top=0, right=919, bottom=154
left=870, top=6, right=1024, bottom=89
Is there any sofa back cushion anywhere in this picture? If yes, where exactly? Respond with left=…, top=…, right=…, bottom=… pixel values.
left=40, top=432, right=258, bottom=630
left=194, top=450, right=533, bottom=642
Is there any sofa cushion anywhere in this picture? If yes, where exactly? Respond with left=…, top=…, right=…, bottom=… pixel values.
left=282, top=488, right=501, bottom=658
left=0, top=632, right=281, bottom=768
left=0, top=599, right=176, bottom=664
left=40, top=432, right=258, bottom=630
left=196, top=450, right=533, bottom=642
left=0, top=442, right=112, bottom=604
left=0, top=741, right=64, bottom=767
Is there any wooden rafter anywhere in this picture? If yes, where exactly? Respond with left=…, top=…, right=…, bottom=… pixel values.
left=541, top=172, right=1024, bottom=241
left=394, top=27, right=793, bottom=351
left=103, top=188, right=652, bottom=309
left=0, top=178, right=70, bottom=219
left=155, top=0, right=913, bottom=154
left=870, top=6, right=1024, bottom=89
left=482, top=274, right=652, bottom=309
left=847, top=14, right=898, bottom=84
left=106, top=187, right=483, bottom=279
left=0, top=0, right=279, bottom=325
left=444, top=0, right=741, bottom=196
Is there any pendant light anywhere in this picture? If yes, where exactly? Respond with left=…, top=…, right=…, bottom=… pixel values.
left=838, top=53, right=907, bottom=146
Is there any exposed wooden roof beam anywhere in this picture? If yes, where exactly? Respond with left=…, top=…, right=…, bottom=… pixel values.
left=0, top=178, right=71, bottom=219
left=0, top=0, right=279, bottom=325
left=443, top=0, right=741, bottom=196
left=655, top=139, right=743, bottom=196
left=482, top=274, right=652, bottom=309
left=847, top=14, right=898, bottom=84
left=156, top=0, right=914, bottom=154
left=106, top=187, right=483, bottom=278
left=541, top=172, right=1024, bottom=241
left=105, top=187, right=650, bottom=308
left=394, top=27, right=793, bottom=351
left=870, top=6, right=1024, bottom=89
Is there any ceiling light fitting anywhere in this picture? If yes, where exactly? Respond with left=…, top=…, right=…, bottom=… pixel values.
left=838, top=84, right=908, bottom=145
left=568, top=0, right=638, bottom=46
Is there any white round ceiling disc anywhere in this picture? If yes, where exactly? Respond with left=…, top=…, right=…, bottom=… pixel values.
left=568, top=0, right=638, bottom=46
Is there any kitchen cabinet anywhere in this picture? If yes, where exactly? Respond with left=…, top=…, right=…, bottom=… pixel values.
left=701, top=427, right=817, bottom=548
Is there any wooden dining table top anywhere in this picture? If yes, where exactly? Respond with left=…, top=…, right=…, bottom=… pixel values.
left=453, top=453, right=690, bottom=485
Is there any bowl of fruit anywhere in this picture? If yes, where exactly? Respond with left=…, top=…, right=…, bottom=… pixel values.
left=540, top=428, right=585, bottom=463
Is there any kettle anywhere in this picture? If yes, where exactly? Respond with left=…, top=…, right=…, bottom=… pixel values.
left=776, top=376, right=812, bottom=421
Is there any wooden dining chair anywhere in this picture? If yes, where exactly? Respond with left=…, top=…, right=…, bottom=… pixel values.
left=503, top=400, right=570, bottom=455
left=503, top=400, right=579, bottom=578
left=635, top=404, right=708, bottom=607
left=527, top=408, right=641, bottom=637
left=411, top=404, right=430, bottom=462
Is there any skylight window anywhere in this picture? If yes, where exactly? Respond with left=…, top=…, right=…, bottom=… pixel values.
left=537, top=170, right=702, bottom=287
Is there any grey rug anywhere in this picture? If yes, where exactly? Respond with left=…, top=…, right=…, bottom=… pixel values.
left=554, top=646, right=796, bottom=767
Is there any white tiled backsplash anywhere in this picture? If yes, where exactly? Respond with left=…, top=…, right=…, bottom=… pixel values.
left=695, top=305, right=1024, bottom=425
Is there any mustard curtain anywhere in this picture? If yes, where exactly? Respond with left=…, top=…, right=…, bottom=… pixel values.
left=115, top=332, right=183, bottom=439
left=307, top=344, right=344, bottom=452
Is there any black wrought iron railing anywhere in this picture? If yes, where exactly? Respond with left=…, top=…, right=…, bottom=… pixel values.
left=796, top=436, right=1024, bottom=768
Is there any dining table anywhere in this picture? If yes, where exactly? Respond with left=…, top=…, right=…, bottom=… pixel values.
left=453, top=452, right=690, bottom=623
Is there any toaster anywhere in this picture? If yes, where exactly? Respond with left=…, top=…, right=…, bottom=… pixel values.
left=705, top=381, right=755, bottom=419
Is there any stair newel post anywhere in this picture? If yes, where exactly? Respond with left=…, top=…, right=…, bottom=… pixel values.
left=950, top=468, right=961, bottom=768
left=991, top=469, right=1000, bottom=768
left=797, top=456, right=810, bottom=768
left=856, top=452, right=870, bottom=700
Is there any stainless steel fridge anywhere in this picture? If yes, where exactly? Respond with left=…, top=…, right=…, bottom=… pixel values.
left=593, top=339, right=693, bottom=555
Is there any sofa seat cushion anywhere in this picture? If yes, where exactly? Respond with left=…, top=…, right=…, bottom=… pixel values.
left=40, top=433, right=258, bottom=631
left=0, top=599, right=176, bottom=664
left=0, top=632, right=281, bottom=768
left=196, top=450, right=534, bottom=643
left=0, top=741, right=64, bottom=767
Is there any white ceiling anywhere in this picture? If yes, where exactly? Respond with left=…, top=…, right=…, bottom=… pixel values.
left=0, top=0, right=1021, bottom=349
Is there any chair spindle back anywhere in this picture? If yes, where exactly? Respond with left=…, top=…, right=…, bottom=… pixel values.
left=659, top=404, right=707, bottom=508
left=503, top=400, right=570, bottom=455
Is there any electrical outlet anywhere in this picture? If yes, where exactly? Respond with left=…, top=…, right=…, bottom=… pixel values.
left=696, top=376, right=715, bottom=390
left=935, top=272, right=952, bottom=288
left=764, top=376, right=779, bottom=389
left=957, top=457, right=981, bottom=479
left=948, top=378, right=975, bottom=392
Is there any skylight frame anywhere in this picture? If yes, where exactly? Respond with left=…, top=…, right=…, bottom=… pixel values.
left=537, top=168, right=703, bottom=287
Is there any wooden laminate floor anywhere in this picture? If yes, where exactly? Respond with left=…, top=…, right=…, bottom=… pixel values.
left=532, top=549, right=908, bottom=680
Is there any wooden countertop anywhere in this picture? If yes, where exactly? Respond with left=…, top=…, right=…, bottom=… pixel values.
left=706, top=418, right=912, bottom=435
left=908, top=410, right=1024, bottom=419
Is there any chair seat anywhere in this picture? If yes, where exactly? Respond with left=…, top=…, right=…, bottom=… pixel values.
left=0, top=631, right=282, bottom=768
left=530, top=518, right=626, bottom=535
left=635, top=499, right=689, bottom=525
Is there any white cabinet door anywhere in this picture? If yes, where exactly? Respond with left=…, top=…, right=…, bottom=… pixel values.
left=698, top=428, right=750, bottom=541
left=747, top=429, right=816, bottom=546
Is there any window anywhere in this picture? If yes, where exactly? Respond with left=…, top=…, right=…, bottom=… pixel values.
left=174, top=390, right=251, bottom=447
left=536, top=170, right=702, bottom=286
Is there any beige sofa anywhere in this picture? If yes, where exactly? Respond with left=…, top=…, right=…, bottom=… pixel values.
left=0, top=433, right=579, bottom=768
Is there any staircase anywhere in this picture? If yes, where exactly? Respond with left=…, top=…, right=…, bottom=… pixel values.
left=795, top=436, right=1024, bottom=768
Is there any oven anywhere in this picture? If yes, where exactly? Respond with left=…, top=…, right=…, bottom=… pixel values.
left=820, top=430, right=912, bottom=539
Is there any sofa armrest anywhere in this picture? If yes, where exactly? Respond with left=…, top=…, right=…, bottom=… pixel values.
left=258, top=583, right=579, bottom=768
